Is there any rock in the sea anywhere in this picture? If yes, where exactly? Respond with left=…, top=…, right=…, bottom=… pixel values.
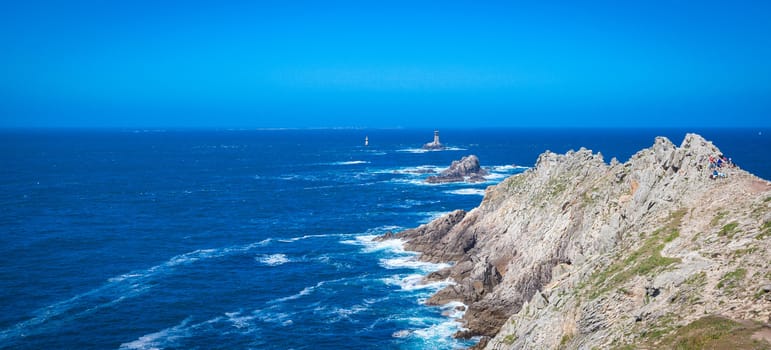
left=426, top=155, right=489, bottom=184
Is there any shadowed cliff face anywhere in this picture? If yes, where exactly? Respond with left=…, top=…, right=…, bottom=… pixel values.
left=391, top=134, right=771, bottom=349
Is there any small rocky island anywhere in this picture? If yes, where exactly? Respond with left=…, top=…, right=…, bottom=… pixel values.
left=422, top=130, right=446, bottom=150
left=382, top=134, right=771, bottom=349
left=426, top=155, right=488, bottom=184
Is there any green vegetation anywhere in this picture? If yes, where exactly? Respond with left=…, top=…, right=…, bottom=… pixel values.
left=663, top=315, right=770, bottom=350
left=505, top=173, right=527, bottom=190
left=684, top=272, right=707, bottom=287
left=711, top=211, right=728, bottom=227
left=559, top=332, right=575, bottom=348
left=502, top=334, right=517, bottom=345
left=584, top=209, right=685, bottom=298
left=615, top=315, right=771, bottom=349
left=549, top=180, right=567, bottom=197
left=732, top=246, right=759, bottom=257
left=717, top=268, right=747, bottom=292
left=757, top=220, right=771, bottom=240
left=670, top=272, right=707, bottom=306
left=718, top=221, right=740, bottom=238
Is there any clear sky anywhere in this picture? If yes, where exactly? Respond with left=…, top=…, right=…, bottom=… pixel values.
left=1, top=0, right=770, bottom=128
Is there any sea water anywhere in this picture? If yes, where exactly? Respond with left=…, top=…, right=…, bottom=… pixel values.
left=0, top=128, right=768, bottom=349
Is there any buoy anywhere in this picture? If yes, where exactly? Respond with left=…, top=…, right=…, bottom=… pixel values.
left=365, top=136, right=369, bottom=146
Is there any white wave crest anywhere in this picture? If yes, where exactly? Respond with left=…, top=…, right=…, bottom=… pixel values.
left=396, top=147, right=467, bottom=154
left=391, top=301, right=471, bottom=348
left=224, top=311, right=257, bottom=330
left=120, top=318, right=193, bottom=350
left=380, top=257, right=451, bottom=272
left=377, top=165, right=446, bottom=175
left=277, top=233, right=354, bottom=243
left=342, top=235, right=408, bottom=254
left=270, top=278, right=336, bottom=304
left=382, top=274, right=455, bottom=292
left=364, top=225, right=404, bottom=234
left=256, top=254, right=290, bottom=266
left=0, top=239, right=271, bottom=343
left=445, top=188, right=485, bottom=196
left=331, top=160, right=370, bottom=165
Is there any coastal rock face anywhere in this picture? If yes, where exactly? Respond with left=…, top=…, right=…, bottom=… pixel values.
left=426, top=155, right=489, bottom=184
left=391, top=134, right=771, bottom=349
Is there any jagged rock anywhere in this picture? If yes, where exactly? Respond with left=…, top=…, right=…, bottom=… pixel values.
left=426, top=155, right=489, bottom=184
left=380, top=133, right=771, bottom=349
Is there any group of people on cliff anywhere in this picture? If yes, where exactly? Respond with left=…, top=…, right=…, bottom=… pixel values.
left=708, top=154, right=734, bottom=179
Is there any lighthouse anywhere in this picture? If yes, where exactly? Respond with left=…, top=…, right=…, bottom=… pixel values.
left=422, top=130, right=445, bottom=150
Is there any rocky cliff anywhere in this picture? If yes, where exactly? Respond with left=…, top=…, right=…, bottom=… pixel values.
left=389, top=134, right=771, bottom=349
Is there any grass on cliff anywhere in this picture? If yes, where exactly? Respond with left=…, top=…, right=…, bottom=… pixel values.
left=710, top=211, right=728, bottom=227
left=758, top=220, right=771, bottom=240
left=584, top=209, right=685, bottom=298
left=657, top=315, right=770, bottom=350
left=617, top=315, right=771, bottom=350
left=717, top=268, right=747, bottom=293
left=718, top=221, right=740, bottom=239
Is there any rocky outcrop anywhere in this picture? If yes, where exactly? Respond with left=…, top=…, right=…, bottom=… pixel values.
left=387, top=134, right=771, bottom=349
left=426, top=155, right=489, bottom=184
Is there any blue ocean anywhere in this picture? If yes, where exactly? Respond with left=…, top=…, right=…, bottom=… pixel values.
left=1, top=128, right=769, bottom=350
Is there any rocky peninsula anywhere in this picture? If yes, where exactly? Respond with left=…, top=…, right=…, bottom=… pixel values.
left=384, top=134, right=771, bottom=349
left=427, top=155, right=489, bottom=184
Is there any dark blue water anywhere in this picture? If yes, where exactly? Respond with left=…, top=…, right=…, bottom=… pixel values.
left=0, top=128, right=768, bottom=349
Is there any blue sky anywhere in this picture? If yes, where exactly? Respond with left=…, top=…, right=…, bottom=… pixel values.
left=1, top=0, right=769, bottom=128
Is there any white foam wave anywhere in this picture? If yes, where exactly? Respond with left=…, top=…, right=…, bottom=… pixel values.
left=342, top=235, right=408, bottom=254
left=330, top=160, right=370, bottom=165
left=390, top=301, right=472, bottom=347
left=224, top=311, right=257, bottom=330
left=484, top=173, right=508, bottom=180
left=277, top=233, right=352, bottom=243
left=440, top=301, right=468, bottom=319
left=380, top=257, right=451, bottom=272
left=378, top=165, right=447, bottom=175
left=391, top=178, right=446, bottom=186
left=0, top=240, right=271, bottom=343
left=396, top=148, right=431, bottom=154
left=409, top=317, right=469, bottom=347
left=120, top=318, right=194, bottom=350
left=490, top=165, right=517, bottom=173
left=256, top=311, right=294, bottom=327
left=393, top=329, right=412, bottom=338
left=445, top=188, right=485, bottom=196
left=270, top=278, right=335, bottom=304
left=364, top=225, right=404, bottom=234
left=256, top=254, right=290, bottom=266
left=382, top=274, right=455, bottom=292
left=396, top=147, right=467, bottom=154
left=313, top=304, right=370, bottom=323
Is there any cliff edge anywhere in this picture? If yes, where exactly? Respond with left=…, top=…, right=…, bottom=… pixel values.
left=389, top=134, right=771, bottom=349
